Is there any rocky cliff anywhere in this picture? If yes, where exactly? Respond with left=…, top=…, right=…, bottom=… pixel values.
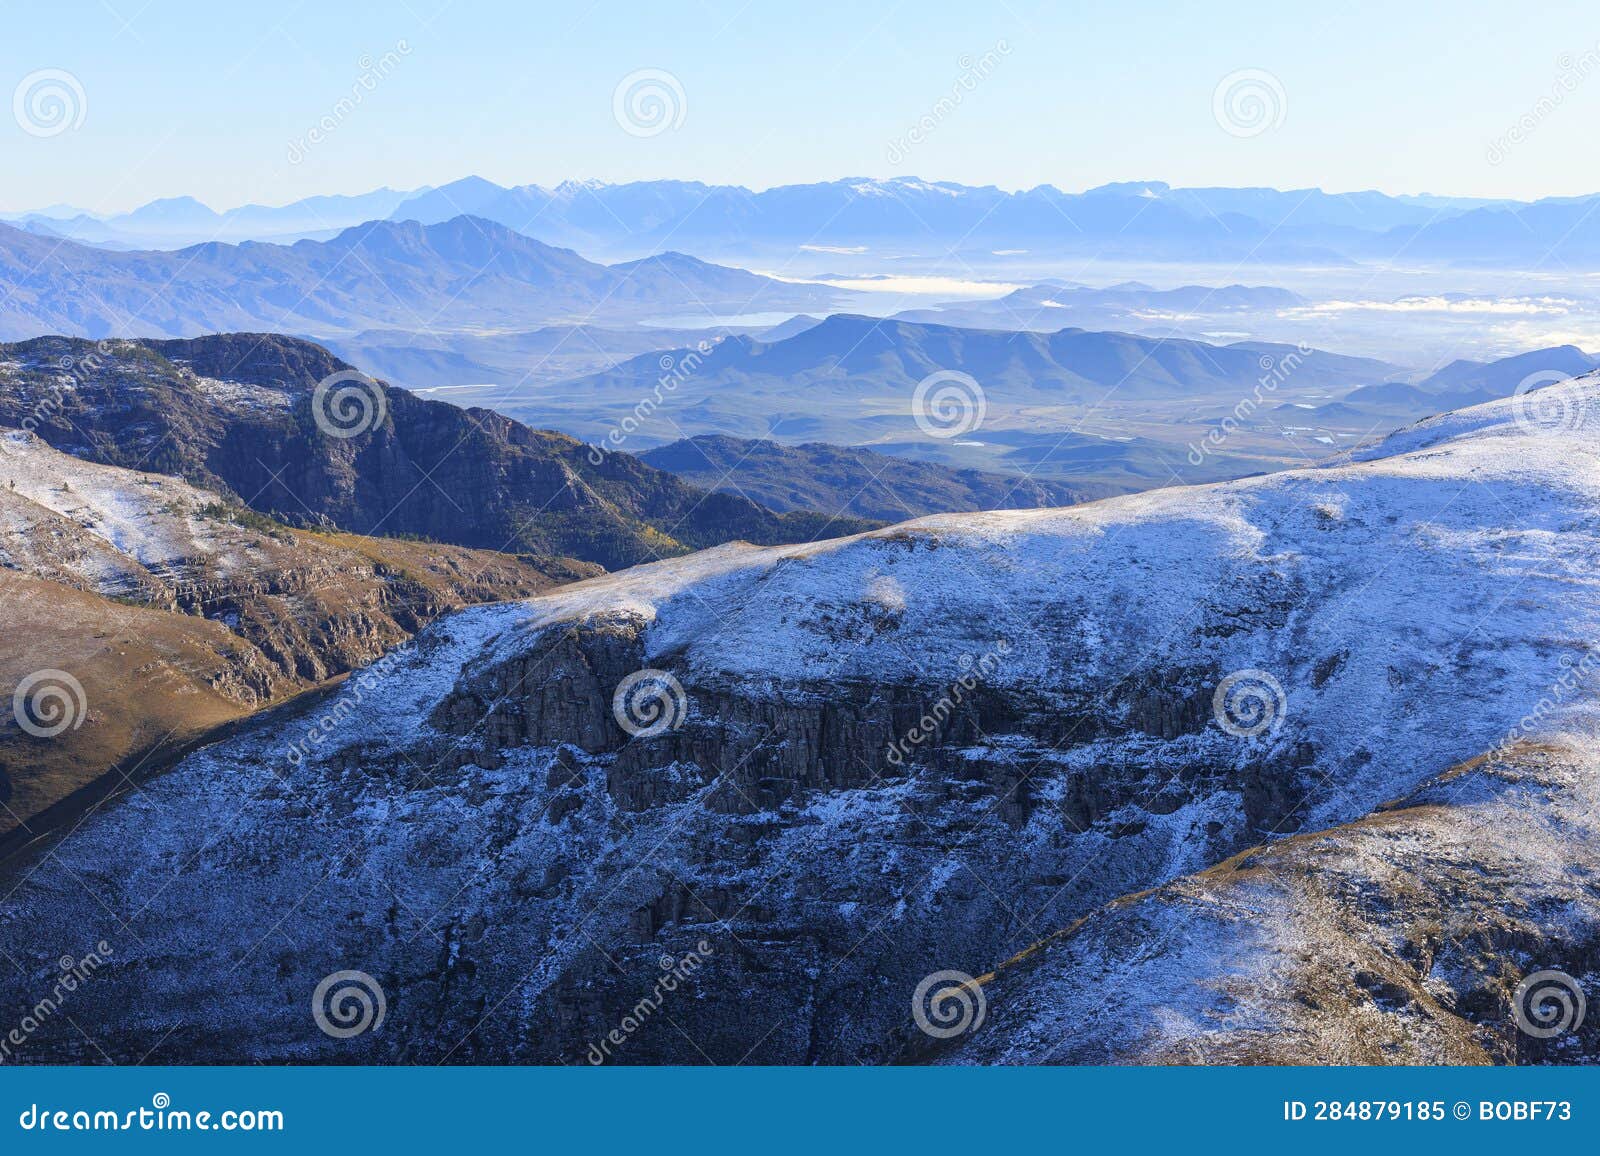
left=0, top=429, right=593, bottom=840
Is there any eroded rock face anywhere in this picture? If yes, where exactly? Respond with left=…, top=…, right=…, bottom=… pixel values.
left=0, top=606, right=1294, bottom=1065
left=936, top=745, right=1600, bottom=1066
left=0, top=429, right=592, bottom=839
left=2, top=379, right=1599, bottom=1065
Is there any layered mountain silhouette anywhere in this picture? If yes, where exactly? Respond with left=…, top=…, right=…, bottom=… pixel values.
left=378, top=177, right=1512, bottom=262
left=0, top=216, right=844, bottom=340
left=0, top=334, right=875, bottom=570
left=18, top=177, right=1587, bottom=265
left=530, top=314, right=1398, bottom=479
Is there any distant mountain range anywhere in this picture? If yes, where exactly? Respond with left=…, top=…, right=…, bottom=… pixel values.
left=1, top=187, right=422, bottom=249
left=12, top=176, right=1596, bottom=265
left=323, top=317, right=822, bottom=396
left=379, top=179, right=1600, bottom=266
left=0, top=216, right=846, bottom=340
left=1344, top=344, right=1600, bottom=415
left=892, top=281, right=1307, bottom=332
left=538, top=314, right=1398, bottom=466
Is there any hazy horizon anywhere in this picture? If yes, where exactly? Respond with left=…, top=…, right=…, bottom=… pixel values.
left=8, top=0, right=1600, bottom=214
left=0, top=172, right=1567, bottom=220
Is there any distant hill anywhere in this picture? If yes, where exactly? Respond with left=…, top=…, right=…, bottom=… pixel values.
left=891, top=281, right=1309, bottom=335
left=323, top=316, right=823, bottom=395
left=0, top=334, right=876, bottom=570
left=0, top=187, right=422, bottom=249
left=0, top=216, right=845, bottom=340
left=1416, top=345, right=1600, bottom=407
left=1343, top=345, right=1600, bottom=416
left=640, top=434, right=1112, bottom=521
left=546, top=313, right=1398, bottom=445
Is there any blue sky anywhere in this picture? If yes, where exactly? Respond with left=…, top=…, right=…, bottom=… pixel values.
left=4, top=0, right=1600, bottom=212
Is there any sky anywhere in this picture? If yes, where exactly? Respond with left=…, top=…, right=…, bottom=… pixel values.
left=5, top=0, right=1600, bottom=213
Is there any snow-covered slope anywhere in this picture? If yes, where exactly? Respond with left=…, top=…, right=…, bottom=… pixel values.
left=2, top=427, right=274, bottom=586
left=3, top=379, right=1599, bottom=1064
left=940, top=738, right=1600, bottom=1065
left=0, top=429, right=589, bottom=839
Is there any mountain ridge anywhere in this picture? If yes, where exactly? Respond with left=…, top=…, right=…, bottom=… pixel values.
left=3, top=374, right=1594, bottom=1062
left=0, top=215, right=844, bottom=340
left=0, top=333, right=878, bottom=570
